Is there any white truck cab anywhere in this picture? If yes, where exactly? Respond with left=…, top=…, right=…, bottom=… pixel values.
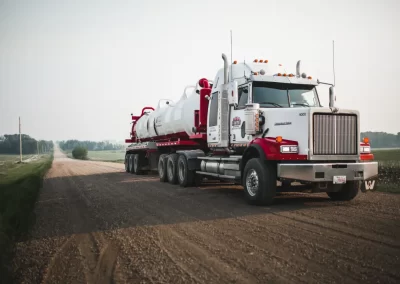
left=203, top=54, right=378, bottom=205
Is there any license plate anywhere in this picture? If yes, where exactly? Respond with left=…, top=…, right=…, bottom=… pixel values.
left=333, top=175, right=346, bottom=184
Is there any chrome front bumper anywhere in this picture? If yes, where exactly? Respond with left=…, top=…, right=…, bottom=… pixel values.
left=277, top=162, right=378, bottom=182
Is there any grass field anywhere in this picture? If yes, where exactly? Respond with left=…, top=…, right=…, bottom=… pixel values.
left=62, top=149, right=125, bottom=163
left=372, top=148, right=400, bottom=193
left=0, top=153, right=54, bottom=281
left=86, top=150, right=125, bottom=162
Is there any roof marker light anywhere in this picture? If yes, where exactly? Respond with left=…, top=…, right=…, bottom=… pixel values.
left=233, top=60, right=237, bottom=64
left=259, top=60, right=264, bottom=63
left=254, top=59, right=258, bottom=62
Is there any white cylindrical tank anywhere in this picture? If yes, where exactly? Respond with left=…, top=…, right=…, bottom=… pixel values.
left=134, top=86, right=200, bottom=140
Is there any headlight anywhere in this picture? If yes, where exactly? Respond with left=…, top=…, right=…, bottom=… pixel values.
left=280, top=145, right=298, bottom=153
left=360, top=146, right=371, bottom=153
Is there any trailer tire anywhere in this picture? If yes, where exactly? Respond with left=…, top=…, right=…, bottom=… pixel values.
left=133, top=153, right=144, bottom=175
left=243, top=158, right=276, bottom=206
left=158, top=154, right=168, bottom=182
left=327, top=181, right=359, bottom=201
left=125, top=154, right=129, bottom=172
left=128, top=154, right=135, bottom=174
left=177, top=154, right=195, bottom=187
left=167, top=153, right=179, bottom=184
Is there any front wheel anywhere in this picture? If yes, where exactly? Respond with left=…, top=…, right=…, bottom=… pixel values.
left=327, top=181, right=359, bottom=201
left=243, top=158, right=277, bottom=206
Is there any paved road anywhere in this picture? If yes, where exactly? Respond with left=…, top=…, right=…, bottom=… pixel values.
left=11, top=146, right=400, bottom=283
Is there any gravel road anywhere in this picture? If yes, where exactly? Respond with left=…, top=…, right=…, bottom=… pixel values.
left=11, top=146, right=400, bottom=284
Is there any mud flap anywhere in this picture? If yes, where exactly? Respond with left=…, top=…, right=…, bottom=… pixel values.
left=360, top=179, right=377, bottom=193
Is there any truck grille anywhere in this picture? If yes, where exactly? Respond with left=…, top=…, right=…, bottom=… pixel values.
left=313, top=113, right=358, bottom=155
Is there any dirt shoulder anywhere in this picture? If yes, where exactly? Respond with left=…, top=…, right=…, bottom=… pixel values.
left=11, top=147, right=400, bottom=283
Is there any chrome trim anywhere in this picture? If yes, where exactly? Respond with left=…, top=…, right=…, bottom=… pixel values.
left=308, top=108, right=361, bottom=161
left=277, top=162, right=378, bottom=182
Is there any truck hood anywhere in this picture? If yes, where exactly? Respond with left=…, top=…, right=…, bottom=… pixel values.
left=259, top=107, right=360, bottom=158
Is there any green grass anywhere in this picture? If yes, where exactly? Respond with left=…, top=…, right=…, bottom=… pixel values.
left=372, top=148, right=400, bottom=162
left=0, top=153, right=53, bottom=281
left=86, top=150, right=125, bottom=162
left=372, top=148, right=400, bottom=193
left=0, top=154, right=35, bottom=162
left=61, top=149, right=125, bottom=163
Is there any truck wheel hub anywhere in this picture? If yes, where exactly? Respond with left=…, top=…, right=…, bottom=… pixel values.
left=246, top=169, right=259, bottom=196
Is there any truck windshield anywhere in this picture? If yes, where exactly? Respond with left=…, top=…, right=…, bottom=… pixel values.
left=252, top=82, right=320, bottom=108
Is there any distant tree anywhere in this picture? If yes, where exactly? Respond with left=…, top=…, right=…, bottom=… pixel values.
left=58, top=139, right=124, bottom=151
left=0, top=134, right=53, bottom=154
left=361, top=131, right=400, bottom=148
left=72, top=146, right=88, bottom=160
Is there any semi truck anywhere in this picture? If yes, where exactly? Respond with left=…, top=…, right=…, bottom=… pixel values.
left=124, top=53, right=378, bottom=205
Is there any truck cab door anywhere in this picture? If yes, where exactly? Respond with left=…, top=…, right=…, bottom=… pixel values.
left=230, top=83, right=252, bottom=145
left=207, top=81, right=237, bottom=148
left=207, top=89, right=220, bottom=145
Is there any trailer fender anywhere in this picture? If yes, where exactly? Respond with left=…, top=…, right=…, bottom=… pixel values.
left=176, top=149, right=205, bottom=171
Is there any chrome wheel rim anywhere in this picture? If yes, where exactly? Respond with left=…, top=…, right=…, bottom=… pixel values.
left=246, top=169, right=259, bottom=197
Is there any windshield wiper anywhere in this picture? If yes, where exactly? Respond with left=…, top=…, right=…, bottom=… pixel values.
left=258, top=102, right=283, bottom=108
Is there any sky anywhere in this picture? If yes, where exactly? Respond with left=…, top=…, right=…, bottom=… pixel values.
left=0, top=0, right=399, bottom=142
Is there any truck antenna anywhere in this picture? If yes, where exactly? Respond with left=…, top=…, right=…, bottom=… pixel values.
left=333, top=40, right=336, bottom=87
left=230, top=30, right=233, bottom=82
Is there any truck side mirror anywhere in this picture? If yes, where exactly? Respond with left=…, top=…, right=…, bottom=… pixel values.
left=329, top=86, right=335, bottom=108
left=228, top=81, right=238, bottom=106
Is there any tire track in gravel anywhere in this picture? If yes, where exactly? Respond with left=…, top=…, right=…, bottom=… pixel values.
left=11, top=146, right=400, bottom=284
left=91, top=173, right=340, bottom=283
left=91, top=166, right=400, bottom=284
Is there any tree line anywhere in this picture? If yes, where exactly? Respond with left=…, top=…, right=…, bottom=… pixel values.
left=0, top=134, right=54, bottom=155
left=361, top=132, right=400, bottom=148
left=58, top=140, right=125, bottom=151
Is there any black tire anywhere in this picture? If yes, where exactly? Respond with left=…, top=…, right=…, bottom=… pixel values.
left=133, top=153, right=143, bottom=175
left=243, top=158, right=276, bottom=206
left=124, top=154, right=129, bottom=172
left=177, top=154, right=195, bottom=187
left=167, top=153, right=179, bottom=184
left=327, top=181, right=359, bottom=201
left=128, top=154, right=134, bottom=174
left=158, top=154, right=168, bottom=182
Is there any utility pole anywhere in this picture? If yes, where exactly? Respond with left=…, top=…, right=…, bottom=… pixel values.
left=37, top=141, right=39, bottom=155
left=19, top=116, right=22, bottom=162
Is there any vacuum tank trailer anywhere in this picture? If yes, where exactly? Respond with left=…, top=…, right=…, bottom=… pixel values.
left=124, top=53, right=378, bottom=205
